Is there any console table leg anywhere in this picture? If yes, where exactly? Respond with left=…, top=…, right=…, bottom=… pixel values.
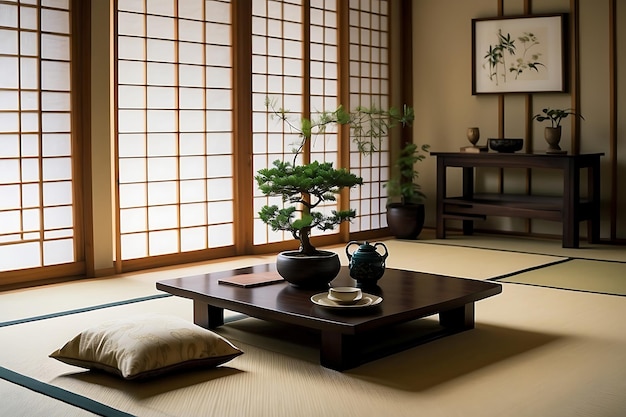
left=193, top=301, right=224, bottom=329
left=439, top=303, right=474, bottom=330
left=320, top=332, right=357, bottom=371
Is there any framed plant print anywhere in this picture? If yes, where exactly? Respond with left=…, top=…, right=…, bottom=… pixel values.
left=472, top=14, right=568, bottom=94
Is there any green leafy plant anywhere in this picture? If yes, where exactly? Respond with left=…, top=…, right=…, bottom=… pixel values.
left=532, top=108, right=584, bottom=128
left=255, top=97, right=413, bottom=256
left=384, top=142, right=430, bottom=205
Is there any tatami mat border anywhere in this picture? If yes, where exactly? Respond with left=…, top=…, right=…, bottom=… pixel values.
left=419, top=240, right=626, bottom=264
left=0, top=366, right=134, bottom=417
left=487, top=258, right=574, bottom=281
left=0, top=293, right=173, bottom=328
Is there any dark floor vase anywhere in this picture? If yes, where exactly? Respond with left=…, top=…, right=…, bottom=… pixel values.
left=386, top=203, right=425, bottom=239
left=276, top=250, right=341, bottom=288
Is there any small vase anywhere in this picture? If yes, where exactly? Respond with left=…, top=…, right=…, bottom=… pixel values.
left=467, top=127, right=480, bottom=146
left=544, top=126, right=566, bottom=154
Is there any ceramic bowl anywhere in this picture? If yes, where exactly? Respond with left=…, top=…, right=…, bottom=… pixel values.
left=488, top=138, right=524, bottom=153
left=328, top=287, right=362, bottom=303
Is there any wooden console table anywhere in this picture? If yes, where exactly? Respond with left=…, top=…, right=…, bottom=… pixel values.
left=431, top=152, right=603, bottom=248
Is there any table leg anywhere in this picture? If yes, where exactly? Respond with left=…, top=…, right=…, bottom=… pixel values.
left=193, top=300, right=224, bottom=329
left=320, top=331, right=357, bottom=371
left=439, top=303, right=474, bottom=330
left=462, top=167, right=475, bottom=236
left=588, top=158, right=601, bottom=244
left=436, top=157, right=446, bottom=239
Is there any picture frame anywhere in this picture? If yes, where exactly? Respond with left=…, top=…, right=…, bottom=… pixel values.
left=472, top=14, right=568, bottom=94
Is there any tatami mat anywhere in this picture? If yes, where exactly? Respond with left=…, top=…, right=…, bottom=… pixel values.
left=417, top=229, right=626, bottom=262
left=2, top=236, right=626, bottom=416
left=499, top=258, right=626, bottom=296
left=0, top=379, right=98, bottom=417
left=1, top=283, right=625, bottom=417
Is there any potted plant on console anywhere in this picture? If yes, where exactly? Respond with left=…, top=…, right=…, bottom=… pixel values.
left=532, top=107, right=584, bottom=154
left=384, top=142, right=430, bottom=239
left=256, top=98, right=413, bottom=288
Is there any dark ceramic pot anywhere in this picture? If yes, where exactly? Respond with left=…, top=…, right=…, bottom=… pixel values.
left=386, top=203, right=425, bottom=239
left=276, top=250, right=340, bottom=289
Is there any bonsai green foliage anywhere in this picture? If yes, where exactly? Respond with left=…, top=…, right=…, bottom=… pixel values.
left=256, top=98, right=362, bottom=256
left=350, top=104, right=415, bottom=154
left=532, top=108, right=584, bottom=128
left=484, top=30, right=544, bottom=85
left=256, top=97, right=413, bottom=256
left=384, top=142, right=430, bottom=205
left=256, top=160, right=362, bottom=256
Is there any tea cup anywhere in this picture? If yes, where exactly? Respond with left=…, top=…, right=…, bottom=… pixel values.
left=328, top=287, right=362, bottom=303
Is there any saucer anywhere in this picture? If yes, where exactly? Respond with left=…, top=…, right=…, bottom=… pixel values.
left=327, top=292, right=363, bottom=305
left=311, top=293, right=382, bottom=309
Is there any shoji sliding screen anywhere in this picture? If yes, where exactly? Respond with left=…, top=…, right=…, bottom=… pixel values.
left=116, top=0, right=235, bottom=264
left=251, top=0, right=340, bottom=246
left=348, top=0, right=390, bottom=233
left=0, top=0, right=82, bottom=281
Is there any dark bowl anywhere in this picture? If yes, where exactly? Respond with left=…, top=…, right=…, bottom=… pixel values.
left=488, top=138, right=524, bottom=153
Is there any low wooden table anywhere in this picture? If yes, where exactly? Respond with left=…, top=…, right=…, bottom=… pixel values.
left=156, top=264, right=502, bottom=371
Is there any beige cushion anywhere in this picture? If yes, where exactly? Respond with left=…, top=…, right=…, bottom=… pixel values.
left=49, top=313, right=243, bottom=380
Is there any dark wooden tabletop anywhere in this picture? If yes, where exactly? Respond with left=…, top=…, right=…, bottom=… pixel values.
left=156, top=264, right=502, bottom=335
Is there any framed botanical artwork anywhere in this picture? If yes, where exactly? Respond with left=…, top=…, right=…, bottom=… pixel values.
left=472, top=14, right=568, bottom=94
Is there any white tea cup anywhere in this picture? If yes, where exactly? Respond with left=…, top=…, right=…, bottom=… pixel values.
left=328, top=287, right=362, bottom=303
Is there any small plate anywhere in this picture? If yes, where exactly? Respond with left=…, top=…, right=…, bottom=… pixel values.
left=311, top=293, right=382, bottom=309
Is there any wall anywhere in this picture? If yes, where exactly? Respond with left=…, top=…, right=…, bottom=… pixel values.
left=413, top=0, right=626, bottom=241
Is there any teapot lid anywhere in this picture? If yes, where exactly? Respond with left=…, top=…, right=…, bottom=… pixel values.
left=358, top=241, right=376, bottom=251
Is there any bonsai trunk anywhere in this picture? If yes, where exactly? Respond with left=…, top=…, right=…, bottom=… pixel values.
left=298, top=227, right=318, bottom=256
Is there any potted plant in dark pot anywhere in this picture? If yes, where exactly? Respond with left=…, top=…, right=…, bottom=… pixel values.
left=256, top=98, right=413, bottom=288
left=532, top=107, right=584, bottom=154
left=384, top=142, right=430, bottom=239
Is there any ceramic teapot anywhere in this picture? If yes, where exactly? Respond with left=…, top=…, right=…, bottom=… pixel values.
left=345, top=241, right=388, bottom=285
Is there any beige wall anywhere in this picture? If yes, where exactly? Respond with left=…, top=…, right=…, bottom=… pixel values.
left=413, top=0, right=626, bottom=240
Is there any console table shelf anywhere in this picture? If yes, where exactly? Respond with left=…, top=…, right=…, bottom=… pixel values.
left=431, top=152, right=604, bottom=248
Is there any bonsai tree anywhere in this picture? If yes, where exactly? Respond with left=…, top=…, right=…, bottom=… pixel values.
left=256, top=97, right=414, bottom=256
left=532, top=108, right=584, bottom=128
left=384, top=142, right=430, bottom=205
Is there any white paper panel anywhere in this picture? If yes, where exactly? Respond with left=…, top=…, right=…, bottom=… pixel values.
left=148, top=205, right=177, bottom=229
left=21, top=184, right=40, bottom=207
left=41, top=34, right=70, bottom=60
left=180, top=203, right=206, bottom=227
left=179, top=20, right=203, bottom=42
left=149, top=229, right=178, bottom=255
left=118, top=134, right=146, bottom=157
left=118, top=158, right=146, bottom=183
left=178, top=0, right=203, bottom=20
left=43, top=238, right=74, bottom=265
left=41, top=61, right=70, bottom=90
left=147, top=181, right=177, bottom=205
left=121, top=232, right=148, bottom=259
left=180, top=179, right=205, bottom=203
left=120, top=208, right=147, bottom=233
left=41, top=9, right=69, bottom=34
left=147, top=156, right=177, bottom=181
left=119, top=183, right=147, bottom=208
left=207, top=200, right=232, bottom=223
left=43, top=181, right=72, bottom=206
left=43, top=205, right=73, bottom=229
left=179, top=133, right=205, bottom=155
left=208, top=223, right=232, bottom=247
left=181, top=226, right=206, bottom=251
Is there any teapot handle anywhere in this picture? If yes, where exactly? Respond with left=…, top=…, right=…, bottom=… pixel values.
left=345, top=240, right=359, bottom=260
left=374, top=242, right=388, bottom=260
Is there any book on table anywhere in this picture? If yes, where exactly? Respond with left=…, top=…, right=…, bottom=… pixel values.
left=218, top=271, right=284, bottom=288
